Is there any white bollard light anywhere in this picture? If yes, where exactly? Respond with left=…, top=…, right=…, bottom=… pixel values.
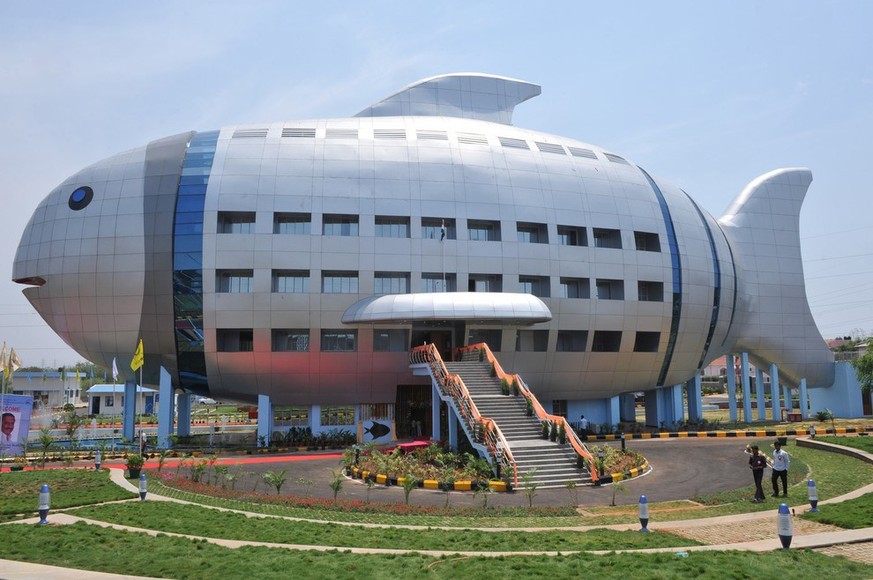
left=639, top=495, right=649, bottom=532
left=807, top=480, right=819, bottom=512
left=777, top=503, right=793, bottom=549
left=139, top=473, right=148, bottom=501
left=38, top=484, right=51, bottom=525
left=95, top=449, right=102, bottom=471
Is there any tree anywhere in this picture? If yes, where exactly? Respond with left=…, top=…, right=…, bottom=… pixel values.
left=263, top=469, right=288, bottom=495
left=850, top=338, right=873, bottom=396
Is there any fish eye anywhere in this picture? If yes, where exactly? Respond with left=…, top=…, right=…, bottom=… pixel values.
left=68, top=186, right=93, bottom=210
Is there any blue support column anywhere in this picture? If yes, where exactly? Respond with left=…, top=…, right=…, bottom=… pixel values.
left=783, top=383, right=793, bottom=414
left=431, top=384, right=441, bottom=440
left=770, top=364, right=781, bottom=422
left=619, top=393, right=636, bottom=424
left=157, top=367, right=174, bottom=449
left=740, top=352, right=752, bottom=422
left=686, top=375, right=703, bottom=423
left=644, top=389, right=660, bottom=427
left=447, top=409, right=458, bottom=451
left=176, top=393, right=191, bottom=437
left=726, top=355, right=738, bottom=422
left=607, top=395, right=621, bottom=428
left=667, top=384, right=684, bottom=427
left=755, top=367, right=766, bottom=421
left=257, top=394, right=272, bottom=447
left=122, top=380, right=136, bottom=441
left=799, top=378, right=809, bottom=419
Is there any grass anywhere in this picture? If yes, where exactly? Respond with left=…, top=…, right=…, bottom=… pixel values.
left=70, top=501, right=696, bottom=551
left=0, top=522, right=871, bottom=579
left=815, top=435, right=873, bottom=454
left=0, top=468, right=136, bottom=522
left=802, top=492, right=873, bottom=529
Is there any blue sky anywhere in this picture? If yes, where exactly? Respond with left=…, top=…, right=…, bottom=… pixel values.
left=1, top=1, right=871, bottom=368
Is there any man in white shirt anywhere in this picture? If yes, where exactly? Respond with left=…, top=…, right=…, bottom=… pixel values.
left=1, top=412, right=16, bottom=444
left=771, top=440, right=790, bottom=497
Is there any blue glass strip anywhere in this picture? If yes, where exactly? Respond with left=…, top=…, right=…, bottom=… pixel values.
left=172, top=130, right=219, bottom=393
left=639, top=168, right=682, bottom=387
left=684, top=192, right=721, bottom=369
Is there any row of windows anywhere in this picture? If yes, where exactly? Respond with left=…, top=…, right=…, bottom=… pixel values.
left=216, top=211, right=661, bottom=251
left=217, top=269, right=665, bottom=301
left=217, top=328, right=661, bottom=354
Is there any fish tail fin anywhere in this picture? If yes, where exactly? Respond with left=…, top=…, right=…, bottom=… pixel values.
left=719, top=168, right=833, bottom=387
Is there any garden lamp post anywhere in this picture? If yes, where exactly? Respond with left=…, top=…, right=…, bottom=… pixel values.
left=638, top=495, right=649, bottom=532
left=807, top=479, right=819, bottom=512
left=777, top=503, right=792, bottom=549
left=95, top=449, right=102, bottom=471
left=38, top=484, right=50, bottom=525
left=139, top=473, right=147, bottom=501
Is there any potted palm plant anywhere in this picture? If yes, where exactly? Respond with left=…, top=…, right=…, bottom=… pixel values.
left=125, top=453, right=144, bottom=478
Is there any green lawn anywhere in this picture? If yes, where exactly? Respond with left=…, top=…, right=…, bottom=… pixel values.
left=816, top=436, right=873, bottom=454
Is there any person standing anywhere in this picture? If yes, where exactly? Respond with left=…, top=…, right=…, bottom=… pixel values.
left=579, top=415, right=589, bottom=440
left=748, top=444, right=767, bottom=503
left=771, top=440, right=790, bottom=497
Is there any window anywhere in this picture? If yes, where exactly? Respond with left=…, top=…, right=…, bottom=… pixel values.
left=105, top=396, right=114, bottom=407
left=422, top=217, right=456, bottom=240
left=551, top=399, right=568, bottom=418
left=519, top=275, right=550, bottom=298
left=516, top=330, right=549, bottom=352
left=468, top=274, right=502, bottom=292
left=272, top=270, right=310, bottom=293
left=593, top=227, right=622, bottom=249
left=634, top=231, right=661, bottom=252
left=321, top=330, right=357, bottom=352
left=516, top=222, right=548, bottom=244
left=592, top=331, right=622, bottom=352
left=322, top=214, right=358, bottom=236
left=321, top=405, right=355, bottom=426
left=596, top=279, right=625, bottom=300
left=272, top=329, right=310, bottom=352
left=374, top=272, right=410, bottom=295
left=638, top=281, right=664, bottom=302
left=634, top=331, right=661, bottom=352
left=274, top=212, right=311, bottom=235
left=218, top=211, right=255, bottom=234
left=216, top=270, right=253, bottom=293
left=467, top=219, right=501, bottom=241
left=322, top=271, right=359, bottom=293
left=557, top=225, right=587, bottom=247
left=375, top=216, right=410, bottom=238
left=556, top=330, right=588, bottom=352
left=273, top=406, right=309, bottom=427
left=374, top=329, right=409, bottom=352
left=560, top=277, right=590, bottom=299
left=217, top=329, right=254, bottom=352
left=467, top=329, right=502, bottom=351
left=421, top=273, right=457, bottom=292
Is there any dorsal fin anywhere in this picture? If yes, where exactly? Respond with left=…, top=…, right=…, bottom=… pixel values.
left=355, top=73, right=541, bottom=125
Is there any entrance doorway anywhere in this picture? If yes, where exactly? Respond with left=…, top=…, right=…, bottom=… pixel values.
left=395, top=384, right=432, bottom=439
left=411, top=321, right=465, bottom=361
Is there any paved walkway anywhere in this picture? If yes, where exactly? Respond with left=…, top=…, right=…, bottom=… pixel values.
left=2, top=437, right=873, bottom=578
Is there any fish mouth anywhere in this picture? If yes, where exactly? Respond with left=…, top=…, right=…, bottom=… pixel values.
left=13, top=276, right=46, bottom=287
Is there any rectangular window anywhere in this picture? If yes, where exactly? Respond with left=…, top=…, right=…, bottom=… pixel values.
left=272, top=329, right=310, bottom=352
left=374, top=272, right=410, bottom=295
left=218, top=211, right=255, bottom=234
left=274, top=212, right=311, bottom=235
left=633, top=331, right=661, bottom=352
left=557, top=225, right=587, bottom=247
left=519, top=275, right=550, bottom=298
left=272, top=270, right=310, bottom=293
left=596, top=279, right=625, bottom=300
left=105, top=396, right=114, bottom=407
left=375, top=216, right=410, bottom=238
left=634, top=231, right=661, bottom=252
left=322, top=271, right=359, bottom=293
left=556, top=330, right=588, bottom=352
left=551, top=399, right=567, bottom=418
left=216, top=269, right=253, bottom=293
left=321, top=330, right=357, bottom=352
left=216, top=329, right=254, bottom=352
left=467, top=219, right=501, bottom=241
left=467, top=328, right=502, bottom=351
left=322, top=214, right=359, bottom=236
left=422, top=217, right=456, bottom=240
left=468, top=274, right=502, bottom=292
left=638, top=280, right=664, bottom=302
left=421, top=273, right=457, bottom=292
left=273, top=405, right=309, bottom=427
left=560, top=277, right=590, bottom=299
left=321, top=405, right=355, bottom=426
left=593, top=227, right=622, bottom=249
left=516, top=330, right=549, bottom=352
left=374, top=329, right=409, bottom=352
left=516, top=222, right=548, bottom=244
left=592, top=330, right=622, bottom=352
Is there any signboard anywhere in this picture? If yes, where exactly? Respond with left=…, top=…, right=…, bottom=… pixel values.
left=1, top=394, right=33, bottom=456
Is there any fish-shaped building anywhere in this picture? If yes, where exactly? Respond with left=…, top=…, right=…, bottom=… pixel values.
left=12, top=73, right=834, bottom=442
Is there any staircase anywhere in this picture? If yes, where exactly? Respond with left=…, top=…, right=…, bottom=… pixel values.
left=445, top=355, right=593, bottom=489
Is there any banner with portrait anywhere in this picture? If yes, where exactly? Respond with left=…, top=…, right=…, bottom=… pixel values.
left=1, top=395, right=34, bottom=456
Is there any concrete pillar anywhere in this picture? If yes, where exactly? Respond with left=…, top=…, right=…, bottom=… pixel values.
left=257, top=394, right=272, bottom=447
left=726, top=354, right=738, bottom=422
left=157, top=367, right=174, bottom=449
left=448, top=409, right=458, bottom=450
left=122, top=380, right=137, bottom=441
left=619, top=393, right=636, bottom=424
left=176, top=393, right=191, bottom=437
left=607, top=395, right=621, bottom=428
left=755, top=367, right=766, bottom=421
left=431, top=383, right=441, bottom=440
left=740, top=352, right=752, bottom=422
left=770, top=363, right=781, bottom=422
left=799, top=378, right=809, bottom=420
left=644, top=389, right=660, bottom=427
left=686, top=374, right=703, bottom=423
left=783, top=383, right=793, bottom=413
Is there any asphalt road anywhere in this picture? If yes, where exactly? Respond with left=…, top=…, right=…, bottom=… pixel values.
left=223, top=437, right=761, bottom=508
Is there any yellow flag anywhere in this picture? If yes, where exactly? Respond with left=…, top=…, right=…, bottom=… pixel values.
left=130, top=339, right=144, bottom=371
